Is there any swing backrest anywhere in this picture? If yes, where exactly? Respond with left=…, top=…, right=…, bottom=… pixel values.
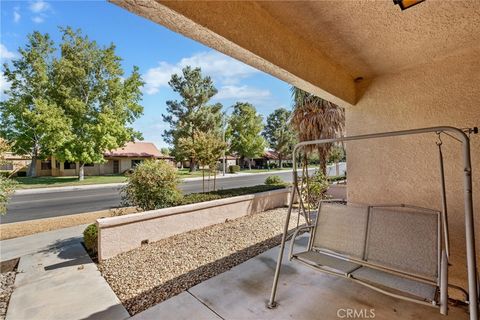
left=364, top=205, right=440, bottom=279
left=313, top=202, right=440, bottom=280
left=312, top=202, right=369, bottom=259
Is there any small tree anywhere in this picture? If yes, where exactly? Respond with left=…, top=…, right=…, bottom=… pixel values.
left=227, top=102, right=266, bottom=169
left=160, top=147, right=171, bottom=156
left=178, top=130, right=226, bottom=192
left=263, top=108, right=296, bottom=168
left=121, top=160, right=182, bottom=211
left=0, top=138, right=16, bottom=215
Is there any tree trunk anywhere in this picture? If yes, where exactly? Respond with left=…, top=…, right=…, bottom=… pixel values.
left=27, top=157, right=37, bottom=177
left=319, top=159, right=327, bottom=176
left=248, top=160, right=252, bottom=170
left=207, top=170, right=211, bottom=192
left=78, top=162, right=85, bottom=181
left=202, top=169, right=205, bottom=192
left=190, top=158, right=197, bottom=172
left=335, top=162, right=339, bottom=176
left=279, top=156, right=283, bottom=169
left=213, top=168, right=217, bottom=191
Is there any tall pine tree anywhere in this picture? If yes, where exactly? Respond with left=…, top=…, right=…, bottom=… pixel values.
left=162, top=66, right=222, bottom=171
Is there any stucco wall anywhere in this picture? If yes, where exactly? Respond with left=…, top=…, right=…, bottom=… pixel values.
left=347, top=48, right=480, bottom=291
left=97, top=188, right=290, bottom=260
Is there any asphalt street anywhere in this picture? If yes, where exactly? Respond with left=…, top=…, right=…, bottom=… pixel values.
left=2, top=163, right=346, bottom=224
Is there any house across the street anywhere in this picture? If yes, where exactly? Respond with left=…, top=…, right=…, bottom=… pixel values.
left=27, top=141, right=173, bottom=177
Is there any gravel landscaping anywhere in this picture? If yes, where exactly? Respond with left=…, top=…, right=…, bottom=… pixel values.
left=0, top=265, right=16, bottom=320
left=99, top=207, right=299, bottom=315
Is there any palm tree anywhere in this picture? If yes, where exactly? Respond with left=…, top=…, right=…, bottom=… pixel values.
left=290, top=87, right=345, bottom=175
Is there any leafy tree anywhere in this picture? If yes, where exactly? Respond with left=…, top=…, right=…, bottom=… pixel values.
left=160, top=147, right=171, bottom=156
left=0, top=32, right=72, bottom=176
left=0, top=138, right=16, bottom=215
left=227, top=102, right=266, bottom=170
left=53, top=27, right=144, bottom=180
left=162, top=66, right=223, bottom=172
left=263, top=108, right=296, bottom=168
left=178, top=130, right=226, bottom=191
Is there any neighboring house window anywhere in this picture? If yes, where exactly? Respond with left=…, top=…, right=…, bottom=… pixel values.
left=41, top=160, right=52, bottom=170
left=131, top=159, right=143, bottom=168
left=64, top=161, right=76, bottom=170
left=0, top=162, right=14, bottom=170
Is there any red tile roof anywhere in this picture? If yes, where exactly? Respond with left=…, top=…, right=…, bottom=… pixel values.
left=104, top=142, right=172, bottom=159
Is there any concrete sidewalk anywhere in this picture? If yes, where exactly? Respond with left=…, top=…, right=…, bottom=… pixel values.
left=1, top=226, right=129, bottom=320
left=0, top=224, right=88, bottom=262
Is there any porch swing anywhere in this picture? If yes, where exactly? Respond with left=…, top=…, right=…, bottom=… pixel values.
left=267, top=126, right=479, bottom=320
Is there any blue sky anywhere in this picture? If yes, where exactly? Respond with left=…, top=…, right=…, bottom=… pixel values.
left=0, top=0, right=292, bottom=148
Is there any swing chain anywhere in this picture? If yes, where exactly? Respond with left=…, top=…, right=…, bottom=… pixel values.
left=436, top=131, right=443, bottom=147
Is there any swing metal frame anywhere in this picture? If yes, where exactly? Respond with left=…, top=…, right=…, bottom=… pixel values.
left=267, top=126, right=479, bottom=320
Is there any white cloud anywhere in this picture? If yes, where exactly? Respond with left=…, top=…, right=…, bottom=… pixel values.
left=0, top=44, right=16, bottom=60
left=13, top=8, right=21, bottom=23
left=142, top=51, right=259, bottom=95
left=143, top=62, right=181, bottom=95
left=32, top=16, right=44, bottom=24
left=29, top=0, right=50, bottom=13
left=215, top=85, right=271, bottom=101
left=0, top=72, right=11, bottom=95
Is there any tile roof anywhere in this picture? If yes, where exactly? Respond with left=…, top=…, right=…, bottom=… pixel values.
left=104, top=142, right=172, bottom=159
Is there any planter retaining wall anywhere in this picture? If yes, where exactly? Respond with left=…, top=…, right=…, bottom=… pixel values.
left=97, top=188, right=291, bottom=260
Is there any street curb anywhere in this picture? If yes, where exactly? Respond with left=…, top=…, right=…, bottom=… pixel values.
left=14, top=182, right=127, bottom=195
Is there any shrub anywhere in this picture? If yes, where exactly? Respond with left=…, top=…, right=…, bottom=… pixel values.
left=181, top=193, right=222, bottom=205
left=303, top=170, right=329, bottom=206
left=267, top=163, right=278, bottom=169
left=121, top=160, right=182, bottom=211
left=265, top=175, right=285, bottom=186
left=0, top=176, right=16, bottom=215
left=83, top=224, right=98, bottom=255
left=328, top=175, right=347, bottom=183
left=228, top=165, right=240, bottom=173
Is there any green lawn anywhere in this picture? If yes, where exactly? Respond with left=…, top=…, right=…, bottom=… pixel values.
left=176, top=168, right=208, bottom=178
left=14, top=175, right=127, bottom=189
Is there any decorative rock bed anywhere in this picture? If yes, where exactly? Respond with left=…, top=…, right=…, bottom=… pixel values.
left=0, top=259, right=18, bottom=320
left=99, top=207, right=299, bottom=315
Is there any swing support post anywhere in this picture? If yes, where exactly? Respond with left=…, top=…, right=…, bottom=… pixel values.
left=267, top=126, right=478, bottom=320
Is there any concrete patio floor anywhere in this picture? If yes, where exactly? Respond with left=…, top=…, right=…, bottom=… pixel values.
left=132, top=237, right=469, bottom=320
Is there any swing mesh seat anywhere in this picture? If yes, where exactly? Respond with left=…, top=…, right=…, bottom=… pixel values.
left=290, top=202, right=443, bottom=304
